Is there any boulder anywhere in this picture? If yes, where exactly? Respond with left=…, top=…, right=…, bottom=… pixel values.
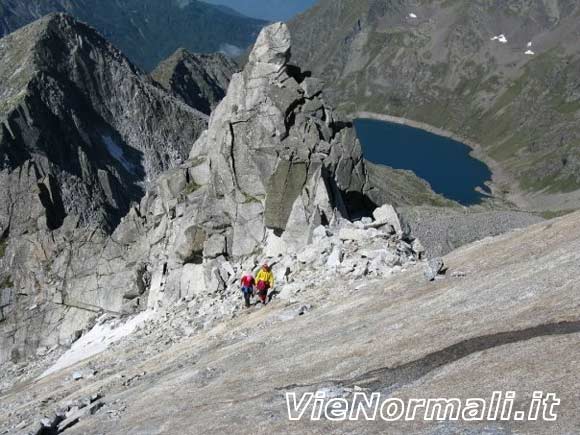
left=263, top=229, right=290, bottom=258
left=353, top=260, right=369, bottom=278
left=326, top=247, right=343, bottom=268
left=180, top=264, right=206, bottom=300
left=219, top=261, right=236, bottom=283
left=158, top=169, right=188, bottom=210
left=121, top=264, right=149, bottom=300
left=297, top=245, right=327, bottom=264
left=203, top=234, right=227, bottom=259
left=373, top=204, right=409, bottom=238
left=175, top=225, right=207, bottom=263
left=204, top=263, right=226, bottom=294
left=277, top=283, right=301, bottom=300
left=58, top=401, right=103, bottom=432
left=412, top=238, right=426, bottom=259
left=338, top=227, right=373, bottom=242
left=424, top=257, right=445, bottom=281
left=300, top=77, right=324, bottom=98
left=187, top=158, right=211, bottom=187
left=312, top=225, right=330, bottom=241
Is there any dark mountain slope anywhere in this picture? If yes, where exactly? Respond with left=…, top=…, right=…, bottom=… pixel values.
left=203, top=0, right=317, bottom=21
left=0, top=13, right=208, bottom=233
left=290, top=0, right=580, bottom=210
left=151, top=49, right=238, bottom=115
left=0, top=0, right=266, bottom=70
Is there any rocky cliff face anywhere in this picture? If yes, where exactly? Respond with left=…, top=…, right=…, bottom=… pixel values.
left=191, top=22, right=386, bottom=258
left=0, top=0, right=266, bottom=70
left=151, top=49, right=239, bottom=115
left=0, top=20, right=439, bottom=366
left=0, top=13, right=208, bottom=234
left=0, top=13, right=210, bottom=363
left=289, top=0, right=580, bottom=209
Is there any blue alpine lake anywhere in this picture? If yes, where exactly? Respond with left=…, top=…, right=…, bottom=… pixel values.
left=354, top=118, right=492, bottom=205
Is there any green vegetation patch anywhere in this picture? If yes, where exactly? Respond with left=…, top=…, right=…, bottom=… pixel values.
left=242, top=194, right=263, bottom=204
left=0, top=238, right=6, bottom=259
left=490, top=76, right=526, bottom=114
left=182, top=181, right=200, bottom=196
left=538, top=209, right=578, bottom=220
left=0, top=275, right=13, bottom=289
left=521, top=171, right=580, bottom=194
left=554, top=99, right=580, bottom=114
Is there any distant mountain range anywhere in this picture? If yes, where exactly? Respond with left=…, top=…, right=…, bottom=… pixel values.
left=152, top=49, right=239, bottom=115
left=0, top=0, right=266, bottom=70
left=290, top=0, right=580, bottom=210
left=203, top=0, right=317, bottom=21
left=0, top=13, right=209, bottom=232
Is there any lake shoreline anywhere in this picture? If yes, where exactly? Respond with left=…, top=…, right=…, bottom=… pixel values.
left=354, top=112, right=530, bottom=210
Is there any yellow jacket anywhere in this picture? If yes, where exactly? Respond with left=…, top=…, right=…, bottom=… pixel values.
left=256, top=269, right=274, bottom=288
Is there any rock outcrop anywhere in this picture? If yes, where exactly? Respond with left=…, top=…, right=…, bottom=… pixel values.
left=0, top=21, right=404, bottom=364
left=0, top=13, right=209, bottom=363
left=190, top=22, right=383, bottom=258
left=152, top=49, right=239, bottom=115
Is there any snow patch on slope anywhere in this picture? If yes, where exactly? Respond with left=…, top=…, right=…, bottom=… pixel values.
left=41, top=311, right=156, bottom=378
left=102, top=134, right=138, bottom=174
left=491, top=34, right=508, bottom=43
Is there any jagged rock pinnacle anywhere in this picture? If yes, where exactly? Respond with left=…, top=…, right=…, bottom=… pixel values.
left=248, top=22, right=291, bottom=67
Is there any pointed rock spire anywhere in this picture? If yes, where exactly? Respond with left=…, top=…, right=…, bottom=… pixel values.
left=248, top=22, right=291, bottom=67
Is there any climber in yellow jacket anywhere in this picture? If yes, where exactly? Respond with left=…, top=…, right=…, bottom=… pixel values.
left=255, top=263, right=274, bottom=305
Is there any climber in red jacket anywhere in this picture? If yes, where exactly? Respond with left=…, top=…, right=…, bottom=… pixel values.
left=240, top=272, right=255, bottom=308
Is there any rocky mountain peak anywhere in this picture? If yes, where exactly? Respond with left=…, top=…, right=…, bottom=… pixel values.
left=2, top=12, right=140, bottom=89
left=151, top=48, right=238, bottom=115
left=34, top=13, right=136, bottom=67
left=248, top=21, right=291, bottom=68
left=187, top=22, right=387, bottom=258
left=0, top=0, right=267, bottom=70
left=0, top=13, right=207, bottom=234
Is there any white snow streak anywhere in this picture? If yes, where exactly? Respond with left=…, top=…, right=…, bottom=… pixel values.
left=102, top=134, right=137, bottom=174
left=41, top=311, right=156, bottom=378
left=491, top=34, right=508, bottom=43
